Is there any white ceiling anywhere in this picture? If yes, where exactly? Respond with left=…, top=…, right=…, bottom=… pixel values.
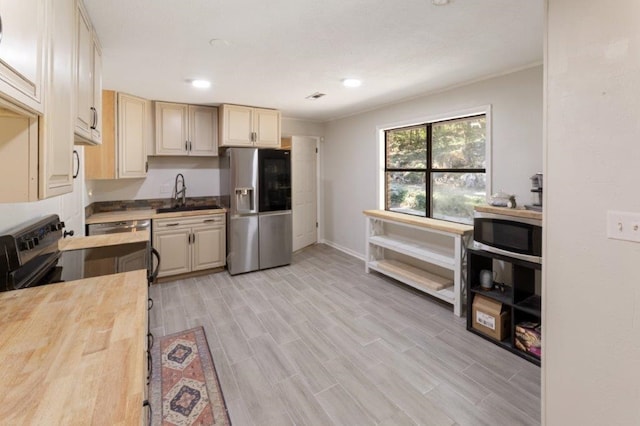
left=83, top=0, right=543, bottom=122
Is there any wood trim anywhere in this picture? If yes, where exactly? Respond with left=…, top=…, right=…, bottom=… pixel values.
left=363, top=209, right=473, bottom=235
left=84, top=89, right=116, bottom=179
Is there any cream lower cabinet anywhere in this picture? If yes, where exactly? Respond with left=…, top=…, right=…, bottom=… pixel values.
left=153, top=214, right=226, bottom=278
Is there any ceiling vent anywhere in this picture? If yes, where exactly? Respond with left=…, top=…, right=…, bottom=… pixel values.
left=306, top=92, right=326, bottom=100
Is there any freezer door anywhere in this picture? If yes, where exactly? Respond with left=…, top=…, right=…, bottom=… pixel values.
left=228, top=215, right=259, bottom=275
left=259, top=211, right=292, bottom=270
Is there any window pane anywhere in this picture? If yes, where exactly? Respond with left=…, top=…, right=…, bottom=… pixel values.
left=432, top=116, right=486, bottom=169
left=432, top=172, right=486, bottom=224
left=386, top=126, right=427, bottom=169
left=386, top=172, right=426, bottom=216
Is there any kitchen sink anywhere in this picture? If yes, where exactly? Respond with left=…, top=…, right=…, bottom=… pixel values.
left=156, top=204, right=222, bottom=213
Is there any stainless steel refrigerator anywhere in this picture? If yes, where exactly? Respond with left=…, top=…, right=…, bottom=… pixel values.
left=223, top=147, right=292, bottom=275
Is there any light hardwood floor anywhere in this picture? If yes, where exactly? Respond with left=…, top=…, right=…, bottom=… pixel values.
left=149, top=244, right=540, bottom=426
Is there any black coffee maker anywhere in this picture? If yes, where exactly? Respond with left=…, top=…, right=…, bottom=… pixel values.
left=526, top=173, right=542, bottom=211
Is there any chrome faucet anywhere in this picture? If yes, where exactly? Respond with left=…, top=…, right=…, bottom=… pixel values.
left=173, top=173, right=187, bottom=207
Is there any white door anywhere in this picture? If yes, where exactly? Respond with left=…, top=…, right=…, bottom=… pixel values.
left=292, top=136, right=318, bottom=251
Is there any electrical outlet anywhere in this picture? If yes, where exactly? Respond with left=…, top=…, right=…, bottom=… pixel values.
left=607, top=210, right=640, bottom=243
left=160, top=183, right=171, bottom=194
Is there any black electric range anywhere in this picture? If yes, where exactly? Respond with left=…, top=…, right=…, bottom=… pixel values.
left=0, top=215, right=157, bottom=292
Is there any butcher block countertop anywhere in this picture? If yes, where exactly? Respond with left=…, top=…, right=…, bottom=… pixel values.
left=58, top=229, right=150, bottom=251
left=0, top=270, right=148, bottom=424
left=474, top=205, right=542, bottom=220
left=363, top=209, right=473, bottom=235
left=85, top=207, right=226, bottom=225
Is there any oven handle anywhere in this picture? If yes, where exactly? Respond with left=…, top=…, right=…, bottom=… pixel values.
left=149, top=247, right=160, bottom=285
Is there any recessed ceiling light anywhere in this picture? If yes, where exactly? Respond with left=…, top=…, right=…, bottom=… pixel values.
left=191, top=79, right=211, bottom=89
left=342, top=78, right=362, bottom=88
left=432, top=0, right=450, bottom=5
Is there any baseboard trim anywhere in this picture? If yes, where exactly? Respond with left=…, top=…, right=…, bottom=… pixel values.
left=320, top=239, right=365, bottom=261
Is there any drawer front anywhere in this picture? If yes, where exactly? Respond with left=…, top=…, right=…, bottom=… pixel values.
left=154, top=214, right=225, bottom=230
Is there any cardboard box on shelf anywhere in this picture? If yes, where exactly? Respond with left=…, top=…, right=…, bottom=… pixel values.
left=472, top=294, right=510, bottom=341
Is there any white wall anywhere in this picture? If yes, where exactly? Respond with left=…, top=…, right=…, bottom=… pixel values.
left=322, top=66, right=543, bottom=255
left=85, top=156, right=221, bottom=203
left=544, top=1, right=640, bottom=424
left=282, top=117, right=326, bottom=137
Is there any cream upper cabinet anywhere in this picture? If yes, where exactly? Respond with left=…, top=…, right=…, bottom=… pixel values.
left=0, top=0, right=45, bottom=113
left=219, top=104, right=281, bottom=148
left=153, top=214, right=226, bottom=278
left=39, top=0, right=75, bottom=199
left=189, top=105, right=218, bottom=156
left=0, top=0, right=75, bottom=202
left=154, top=102, right=218, bottom=156
left=74, top=0, right=101, bottom=145
left=118, top=92, right=148, bottom=178
left=85, top=90, right=150, bottom=179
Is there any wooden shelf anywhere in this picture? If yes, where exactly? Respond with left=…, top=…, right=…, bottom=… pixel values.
left=368, top=234, right=455, bottom=269
left=368, top=261, right=454, bottom=303
left=364, top=210, right=472, bottom=316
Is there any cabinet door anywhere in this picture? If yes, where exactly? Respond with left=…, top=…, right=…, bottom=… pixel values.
left=192, top=224, right=225, bottom=270
left=117, top=250, right=147, bottom=273
left=0, top=0, right=45, bottom=113
left=39, top=0, right=74, bottom=199
left=84, top=89, right=115, bottom=179
left=90, top=40, right=102, bottom=143
left=189, top=105, right=218, bottom=156
left=220, top=104, right=253, bottom=147
left=155, top=102, right=188, bottom=155
left=118, top=93, right=148, bottom=178
left=254, top=108, right=281, bottom=148
left=153, top=228, right=191, bottom=277
left=75, top=2, right=92, bottom=139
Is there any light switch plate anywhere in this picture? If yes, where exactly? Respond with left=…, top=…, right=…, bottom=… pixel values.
left=607, top=210, right=640, bottom=243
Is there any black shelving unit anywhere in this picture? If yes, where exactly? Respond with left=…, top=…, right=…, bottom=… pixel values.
left=466, top=248, right=542, bottom=366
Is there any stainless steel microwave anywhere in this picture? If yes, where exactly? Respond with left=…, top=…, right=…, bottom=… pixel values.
left=473, top=211, right=542, bottom=263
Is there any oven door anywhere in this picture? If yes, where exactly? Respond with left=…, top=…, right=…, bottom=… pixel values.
left=473, top=212, right=542, bottom=262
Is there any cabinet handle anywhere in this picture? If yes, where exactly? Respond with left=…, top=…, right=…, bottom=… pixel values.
left=165, top=223, right=179, bottom=227
left=203, top=219, right=218, bottom=223
left=192, top=233, right=196, bottom=244
left=90, top=107, right=97, bottom=130
left=0, top=14, right=3, bottom=45
left=72, top=150, right=80, bottom=179
left=143, top=400, right=152, bottom=425
left=145, top=161, right=148, bottom=173
left=185, top=140, right=189, bottom=151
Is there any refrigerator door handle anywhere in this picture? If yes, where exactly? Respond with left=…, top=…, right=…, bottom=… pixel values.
left=258, top=210, right=292, bottom=217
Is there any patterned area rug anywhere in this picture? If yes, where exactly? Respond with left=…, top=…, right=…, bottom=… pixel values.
left=151, top=326, right=231, bottom=425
